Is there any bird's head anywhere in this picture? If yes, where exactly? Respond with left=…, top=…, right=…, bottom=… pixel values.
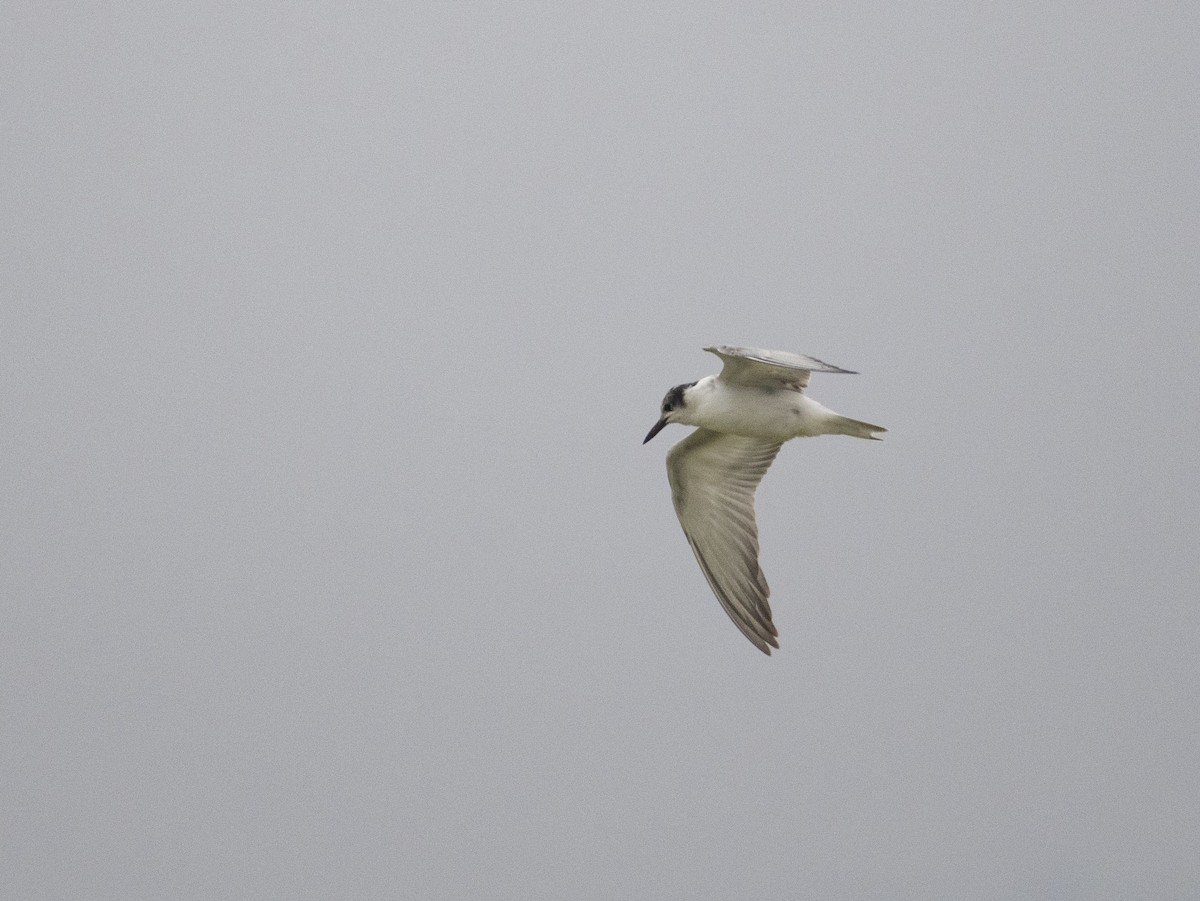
left=643, top=381, right=696, bottom=443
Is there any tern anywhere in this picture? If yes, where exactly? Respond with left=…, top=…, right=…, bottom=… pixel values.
left=644, top=345, right=885, bottom=655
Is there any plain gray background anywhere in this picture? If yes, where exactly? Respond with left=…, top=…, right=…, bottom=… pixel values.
left=4, top=4, right=1198, bottom=899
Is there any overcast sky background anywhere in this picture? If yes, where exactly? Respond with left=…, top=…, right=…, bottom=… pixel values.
left=4, top=4, right=1198, bottom=899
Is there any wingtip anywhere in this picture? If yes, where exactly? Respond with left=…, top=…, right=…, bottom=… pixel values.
left=749, top=631, right=780, bottom=656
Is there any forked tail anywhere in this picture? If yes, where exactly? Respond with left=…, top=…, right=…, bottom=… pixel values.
left=831, top=415, right=887, bottom=440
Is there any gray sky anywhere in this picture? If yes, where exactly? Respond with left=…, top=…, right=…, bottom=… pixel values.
left=4, top=3, right=1198, bottom=899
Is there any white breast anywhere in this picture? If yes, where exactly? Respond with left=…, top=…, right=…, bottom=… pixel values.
left=689, top=379, right=838, bottom=440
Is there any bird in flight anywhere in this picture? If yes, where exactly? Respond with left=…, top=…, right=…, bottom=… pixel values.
left=644, top=345, right=885, bottom=654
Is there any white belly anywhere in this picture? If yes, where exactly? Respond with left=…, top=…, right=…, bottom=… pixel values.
left=692, top=382, right=836, bottom=440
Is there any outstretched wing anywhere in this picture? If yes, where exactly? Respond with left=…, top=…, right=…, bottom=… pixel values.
left=666, top=429, right=784, bottom=654
left=704, top=344, right=856, bottom=391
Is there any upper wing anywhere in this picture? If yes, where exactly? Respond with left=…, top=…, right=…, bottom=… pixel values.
left=666, top=429, right=784, bottom=654
left=704, top=344, right=856, bottom=391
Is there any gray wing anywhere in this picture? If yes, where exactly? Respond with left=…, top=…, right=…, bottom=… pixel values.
left=666, top=429, right=784, bottom=654
left=704, top=344, right=856, bottom=390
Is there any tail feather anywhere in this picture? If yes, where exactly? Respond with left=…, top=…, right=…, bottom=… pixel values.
left=831, top=415, right=887, bottom=440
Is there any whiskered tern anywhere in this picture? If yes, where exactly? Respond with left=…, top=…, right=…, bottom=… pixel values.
left=644, top=345, right=885, bottom=655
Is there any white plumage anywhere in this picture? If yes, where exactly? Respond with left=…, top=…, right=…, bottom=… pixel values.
left=644, top=345, right=885, bottom=654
